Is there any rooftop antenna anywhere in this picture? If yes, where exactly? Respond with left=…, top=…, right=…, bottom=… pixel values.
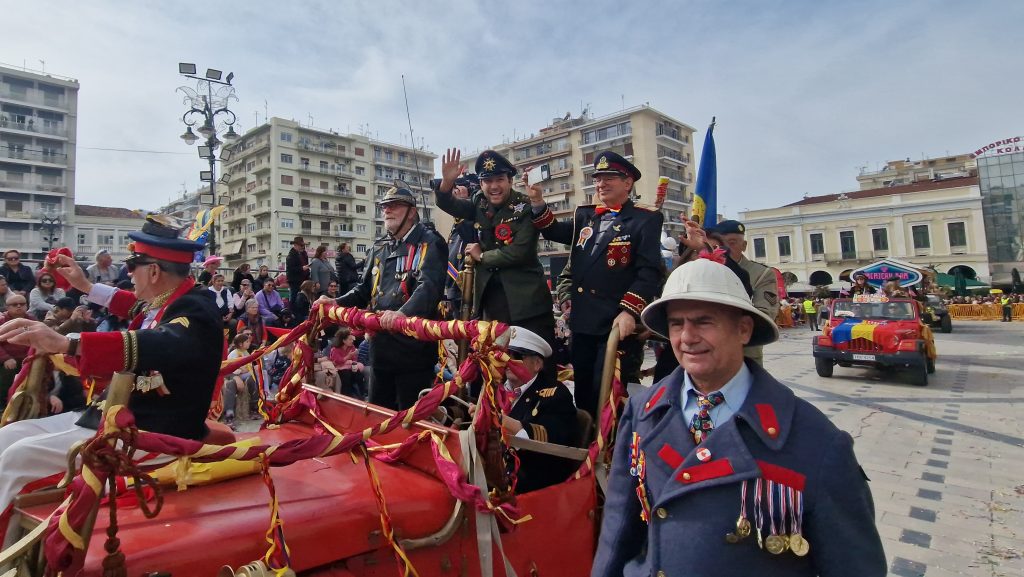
left=308, top=113, right=314, bottom=127
left=401, top=74, right=430, bottom=223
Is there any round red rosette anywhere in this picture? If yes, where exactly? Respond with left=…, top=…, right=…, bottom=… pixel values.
left=495, top=223, right=513, bottom=245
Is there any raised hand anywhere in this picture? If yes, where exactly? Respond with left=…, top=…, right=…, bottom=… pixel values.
left=523, top=169, right=545, bottom=206
left=440, top=148, right=463, bottom=191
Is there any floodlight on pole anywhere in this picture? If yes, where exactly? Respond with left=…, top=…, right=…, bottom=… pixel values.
left=197, top=145, right=213, bottom=159
left=200, top=170, right=213, bottom=182
left=178, top=62, right=197, bottom=75
left=205, top=68, right=222, bottom=81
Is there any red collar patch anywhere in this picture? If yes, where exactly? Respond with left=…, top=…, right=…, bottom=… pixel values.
left=645, top=386, right=666, bottom=413
left=755, top=403, right=780, bottom=439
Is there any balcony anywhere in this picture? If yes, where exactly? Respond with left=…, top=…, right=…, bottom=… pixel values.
left=252, top=184, right=271, bottom=195
left=0, top=118, right=68, bottom=138
left=298, top=207, right=358, bottom=219
left=252, top=203, right=272, bottom=216
left=0, top=88, right=68, bottom=109
left=655, top=128, right=688, bottom=145
left=548, top=163, right=573, bottom=178
left=658, top=153, right=689, bottom=166
left=253, top=164, right=271, bottom=174
left=1, top=146, right=67, bottom=165
left=0, top=175, right=65, bottom=193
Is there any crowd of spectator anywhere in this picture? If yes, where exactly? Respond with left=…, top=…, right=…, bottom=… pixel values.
left=0, top=241, right=368, bottom=431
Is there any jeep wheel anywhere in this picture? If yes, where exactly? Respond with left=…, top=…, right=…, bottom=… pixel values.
left=815, top=356, right=834, bottom=378
left=926, top=356, right=936, bottom=374
left=909, top=357, right=929, bottom=386
left=940, top=315, right=952, bottom=333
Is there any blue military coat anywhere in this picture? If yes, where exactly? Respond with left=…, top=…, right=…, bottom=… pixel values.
left=593, top=361, right=886, bottom=577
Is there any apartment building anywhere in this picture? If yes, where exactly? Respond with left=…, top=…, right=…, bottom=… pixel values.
left=856, top=154, right=975, bottom=190
left=213, top=118, right=435, bottom=268
left=74, top=205, right=144, bottom=263
left=738, top=176, right=989, bottom=287
left=0, top=64, right=78, bottom=259
left=462, top=105, right=696, bottom=262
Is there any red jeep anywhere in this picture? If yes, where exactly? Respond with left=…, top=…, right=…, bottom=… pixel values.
left=813, top=297, right=937, bottom=386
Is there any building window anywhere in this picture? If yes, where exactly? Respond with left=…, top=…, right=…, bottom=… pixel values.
left=281, top=219, right=294, bottom=229
left=912, top=225, right=930, bottom=250
left=356, top=166, right=365, bottom=176
left=356, top=204, right=366, bottom=214
left=809, top=233, right=824, bottom=255
left=357, top=244, right=367, bottom=253
left=281, top=198, right=294, bottom=207
left=300, top=178, right=310, bottom=187
left=752, top=238, right=766, bottom=259
left=356, top=224, right=367, bottom=233
left=839, top=231, right=856, bottom=259
left=77, top=233, right=86, bottom=245
left=280, top=132, right=292, bottom=142
left=281, top=154, right=293, bottom=164
left=947, top=222, right=967, bottom=248
left=777, top=236, right=792, bottom=258
left=356, top=185, right=366, bottom=195
left=871, top=228, right=888, bottom=251
left=355, top=147, right=365, bottom=156
left=281, top=175, right=293, bottom=185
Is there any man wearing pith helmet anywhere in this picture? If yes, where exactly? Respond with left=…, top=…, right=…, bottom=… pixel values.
left=594, top=256, right=885, bottom=577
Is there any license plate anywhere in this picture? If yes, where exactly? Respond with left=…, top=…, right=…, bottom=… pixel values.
left=852, top=354, right=876, bottom=361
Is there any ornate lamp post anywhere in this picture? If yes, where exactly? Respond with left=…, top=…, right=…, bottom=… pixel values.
left=39, top=211, right=63, bottom=252
left=176, top=63, right=238, bottom=256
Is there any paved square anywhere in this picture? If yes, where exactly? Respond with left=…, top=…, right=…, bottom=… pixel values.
left=763, top=320, right=1024, bottom=576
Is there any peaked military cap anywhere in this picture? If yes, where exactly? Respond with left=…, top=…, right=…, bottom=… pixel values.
left=475, top=150, right=517, bottom=178
left=377, top=179, right=418, bottom=207
left=711, top=219, right=746, bottom=236
left=593, top=150, right=642, bottom=181
left=126, top=214, right=205, bottom=264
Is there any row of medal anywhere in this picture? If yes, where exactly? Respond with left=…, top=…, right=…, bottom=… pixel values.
left=727, top=478, right=810, bottom=557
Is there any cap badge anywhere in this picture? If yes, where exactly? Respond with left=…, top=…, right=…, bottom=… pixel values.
left=483, top=158, right=497, bottom=171
left=738, top=224, right=745, bottom=233
left=510, top=327, right=517, bottom=339
left=596, top=156, right=609, bottom=170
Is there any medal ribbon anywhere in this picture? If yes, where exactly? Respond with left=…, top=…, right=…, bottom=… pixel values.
left=594, top=205, right=622, bottom=216
left=368, top=256, right=382, bottom=309
left=768, top=480, right=777, bottom=536
left=754, top=477, right=764, bottom=548
left=778, top=482, right=787, bottom=536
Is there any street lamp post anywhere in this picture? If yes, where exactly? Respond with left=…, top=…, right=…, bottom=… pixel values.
left=176, top=63, right=238, bottom=256
left=39, top=212, right=63, bottom=253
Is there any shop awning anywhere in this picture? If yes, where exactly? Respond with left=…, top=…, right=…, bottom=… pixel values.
left=222, top=239, right=245, bottom=257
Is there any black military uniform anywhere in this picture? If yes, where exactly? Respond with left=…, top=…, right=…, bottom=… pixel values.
left=433, top=150, right=555, bottom=355
left=443, top=174, right=480, bottom=318
left=503, top=326, right=578, bottom=493
left=335, top=182, right=446, bottom=410
left=532, top=151, right=663, bottom=419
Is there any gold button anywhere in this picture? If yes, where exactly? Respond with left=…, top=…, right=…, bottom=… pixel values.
left=681, top=473, right=691, bottom=481
left=657, top=571, right=667, bottom=577
left=577, top=287, right=583, bottom=293
left=767, top=427, right=778, bottom=437
left=656, top=508, right=668, bottom=519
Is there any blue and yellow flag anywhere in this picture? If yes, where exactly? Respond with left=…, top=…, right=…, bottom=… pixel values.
left=692, top=118, right=717, bottom=227
left=187, top=205, right=227, bottom=241
left=831, top=318, right=879, bottom=344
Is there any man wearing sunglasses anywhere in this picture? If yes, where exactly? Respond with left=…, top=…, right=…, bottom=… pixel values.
left=0, top=215, right=224, bottom=533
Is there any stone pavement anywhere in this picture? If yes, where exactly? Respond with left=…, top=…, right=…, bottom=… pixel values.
left=762, top=320, right=1024, bottom=577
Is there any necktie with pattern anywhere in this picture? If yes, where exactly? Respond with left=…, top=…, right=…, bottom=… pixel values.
left=689, top=391, right=725, bottom=444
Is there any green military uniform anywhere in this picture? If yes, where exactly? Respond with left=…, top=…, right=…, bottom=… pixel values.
left=736, top=255, right=778, bottom=364
left=433, top=150, right=554, bottom=351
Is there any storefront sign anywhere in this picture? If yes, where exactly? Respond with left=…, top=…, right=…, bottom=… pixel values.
left=970, top=136, right=1024, bottom=158
left=850, top=259, right=923, bottom=288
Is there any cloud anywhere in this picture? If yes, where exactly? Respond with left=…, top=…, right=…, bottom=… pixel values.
left=0, top=0, right=1020, bottom=214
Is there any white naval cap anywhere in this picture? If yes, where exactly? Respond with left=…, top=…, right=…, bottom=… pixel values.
left=507, top=326, right=552, bottom=358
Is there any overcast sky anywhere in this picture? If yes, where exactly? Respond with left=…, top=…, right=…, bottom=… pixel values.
left=2, top=0, right=1020, bottom=216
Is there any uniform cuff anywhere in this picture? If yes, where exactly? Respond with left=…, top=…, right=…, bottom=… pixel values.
left=79, top=330, right=136, bottom=378
left=87, top=283, right=117, bottom=308
left=528, top=423, right=548, bottom=443
left=619, top=292, right=647, bottom=318
left=532, top=207, right=555, bottom=229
